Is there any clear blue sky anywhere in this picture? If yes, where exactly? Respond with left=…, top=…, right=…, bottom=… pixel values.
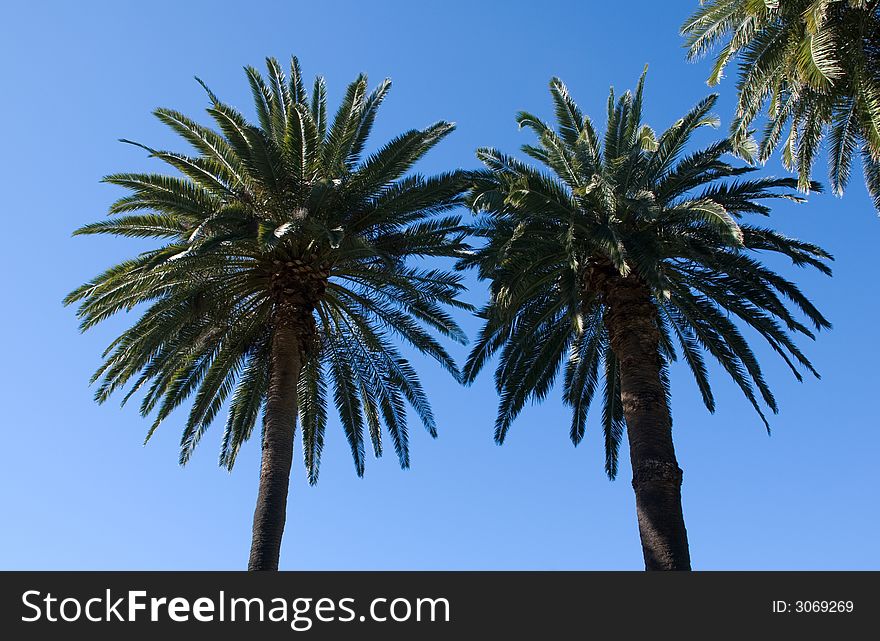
left=1, top=0, right=877, bottom=570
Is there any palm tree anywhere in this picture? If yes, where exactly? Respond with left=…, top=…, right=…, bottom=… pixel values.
left=65, top=57, right=471, bottom=571
left=681, top=0, right=880, bottom=211
left=459, top=70, right=832, bottom=570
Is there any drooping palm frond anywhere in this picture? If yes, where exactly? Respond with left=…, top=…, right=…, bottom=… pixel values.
left=681, top=0, right=880, bottom=210
left=66, top=57, right=472, bottom=483
left=460, top=71, right=832, bottom=478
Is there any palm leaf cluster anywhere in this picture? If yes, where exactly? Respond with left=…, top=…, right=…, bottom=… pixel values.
left=459, top=72, right=832, bottom=477
left=65, top=57, right=471, bottom=483
left=681, top=0, right=880, bottom=209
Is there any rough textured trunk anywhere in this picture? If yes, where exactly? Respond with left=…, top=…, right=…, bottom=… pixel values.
left=247, top=260, right=327, bottom=571
left=604, top=277, right=691, bottom=571
left=247, top=316, right=302, bottom=571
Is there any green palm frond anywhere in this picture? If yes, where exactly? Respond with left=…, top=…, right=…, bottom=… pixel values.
left=681, top=0, right=880, bottom=211
left=460, top=71, right=831, bottom=479
left=67, top=57, right=471, bottom=483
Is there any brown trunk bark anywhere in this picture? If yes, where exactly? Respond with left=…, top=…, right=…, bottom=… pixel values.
left=604, top=277, right=691, bottom=571
left=247, top=316, right=301, bottom=571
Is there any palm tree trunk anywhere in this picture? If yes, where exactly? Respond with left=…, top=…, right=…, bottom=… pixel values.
left=248, top=318, right=301, bottom=571
left=605, top=278, right=691, bottom=571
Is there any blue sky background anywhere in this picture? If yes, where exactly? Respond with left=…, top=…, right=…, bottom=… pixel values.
left=1, top=0, right=878, bottom=570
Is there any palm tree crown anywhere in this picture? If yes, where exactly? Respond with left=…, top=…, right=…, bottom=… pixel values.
left=681, top=0, right=880, bottom=210
left=66, top=57, right=471, bottom=483
left=460, top=71, right=832, bottom=478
